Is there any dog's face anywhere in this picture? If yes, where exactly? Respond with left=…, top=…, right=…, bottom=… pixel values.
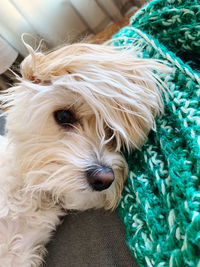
left=2, top=43, right=167, bottom=211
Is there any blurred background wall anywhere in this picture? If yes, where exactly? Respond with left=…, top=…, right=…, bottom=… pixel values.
left=0, top=0, right=146, bottom=88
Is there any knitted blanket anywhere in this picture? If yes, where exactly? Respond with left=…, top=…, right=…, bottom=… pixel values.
left=114, top=0, right=200, bottom=266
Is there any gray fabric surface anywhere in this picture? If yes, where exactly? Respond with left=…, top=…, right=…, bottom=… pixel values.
left=44, top=209, right=137, bottom=267
left=0, top=114, right=137, bottom=267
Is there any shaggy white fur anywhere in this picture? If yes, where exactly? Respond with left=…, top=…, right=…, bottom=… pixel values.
left=0, top=42, right=169, bottom=266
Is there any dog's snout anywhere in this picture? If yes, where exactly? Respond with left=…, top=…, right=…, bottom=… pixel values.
left=86, top=166, right=114, bottom=191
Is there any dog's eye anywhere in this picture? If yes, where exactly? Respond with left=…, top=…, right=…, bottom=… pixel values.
left=54, top=110, right=76, bottom=127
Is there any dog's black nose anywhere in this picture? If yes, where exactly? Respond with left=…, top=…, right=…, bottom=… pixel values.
left=86, top=166, right=114, bottom=191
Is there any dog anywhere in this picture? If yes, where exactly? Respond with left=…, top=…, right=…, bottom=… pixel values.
left=0, top=42, right=168, bottom=266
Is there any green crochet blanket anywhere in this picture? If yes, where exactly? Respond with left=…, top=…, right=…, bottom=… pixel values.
left=114, top=0, right=200, bottom=266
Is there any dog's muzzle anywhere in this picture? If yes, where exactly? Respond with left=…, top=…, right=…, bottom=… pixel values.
left=86, top=165, right=114, bottom=191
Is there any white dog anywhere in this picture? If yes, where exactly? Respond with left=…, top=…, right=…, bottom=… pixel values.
left=0, top=43, right=168, bottom=266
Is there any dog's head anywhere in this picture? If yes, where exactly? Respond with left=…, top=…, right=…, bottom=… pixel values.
left=2, top=43, right=168, bottom=211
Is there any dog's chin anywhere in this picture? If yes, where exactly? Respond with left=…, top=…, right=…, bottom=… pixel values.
left=60, top=191, right=107, bottom=211
left=60, top=190, right=115, bottom=212
left=58, top=167, right=127, bottom=211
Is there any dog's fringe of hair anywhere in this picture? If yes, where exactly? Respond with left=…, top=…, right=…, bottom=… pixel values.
left=1, top=42, right=170, bottom=151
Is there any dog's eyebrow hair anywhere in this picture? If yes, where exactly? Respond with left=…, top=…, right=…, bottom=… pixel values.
left=67, top=96, right=81, bottom=109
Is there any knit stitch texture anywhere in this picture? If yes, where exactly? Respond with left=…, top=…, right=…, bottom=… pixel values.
left=114, top=0, right=200, bottom=266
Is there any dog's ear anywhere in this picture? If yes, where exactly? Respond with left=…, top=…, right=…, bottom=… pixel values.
left=20, top=43, right=169, bottom=151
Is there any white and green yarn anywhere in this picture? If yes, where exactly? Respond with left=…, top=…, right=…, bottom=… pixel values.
left=114, top=0, right=200, bottom=266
